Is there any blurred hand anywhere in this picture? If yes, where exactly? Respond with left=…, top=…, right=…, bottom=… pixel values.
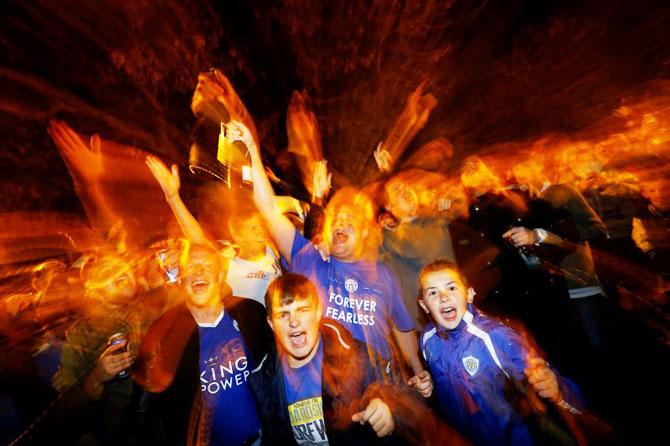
left=91, top=341, right=133, bottom=385
left=4, top=293, right=35, bottom=317
left=525, top=356, right=560, bottom=402
left=502, top=227, right=538, bottom=247
left=225, top=120, right=256, bottom=154
left=351, top=398, right=395, bottom=437
left=373, top=141, right=392, bottom=173
left=48, top=120, right=104, bottom=183
left=312, top=160, right=332, bottom=200
left=145, top=156, right=180, bottom=199
left=408, top=370, right=433, bottom=398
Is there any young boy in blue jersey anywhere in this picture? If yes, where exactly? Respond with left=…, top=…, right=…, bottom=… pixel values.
left=411, top=259, right=584, bottom=445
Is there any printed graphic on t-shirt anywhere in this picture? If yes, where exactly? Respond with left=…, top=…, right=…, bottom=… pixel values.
left=325, top=280, right=378, bottom=327
left=288, top=396, right=329, bottom=445
left=200, top=338, right=251, bottom=395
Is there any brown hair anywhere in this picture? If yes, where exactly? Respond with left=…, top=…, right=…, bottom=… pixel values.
left=417, top=259, right=468, bottom=299
left=265, top=273, right=319, bottom=315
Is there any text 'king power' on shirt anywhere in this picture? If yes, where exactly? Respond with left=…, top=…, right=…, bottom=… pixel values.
left=282, top=338, right=329, bottom=446
left=289, top=232, right=414, bottom=360
left=199, top=311, right=261, bottom=446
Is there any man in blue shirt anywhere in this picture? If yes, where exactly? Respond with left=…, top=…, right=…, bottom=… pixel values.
left=135, top=243, right=272, bottom=445
left=228, top=120, right=426, bottom=381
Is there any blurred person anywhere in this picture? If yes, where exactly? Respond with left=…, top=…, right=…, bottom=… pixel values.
left=460, top=157, right=580, bottom=373
left=638, top=176, right=670, bottom=302
left=0, top=259, right=73, bottom=444
left=240, top=120, right=426, bottom=381
left=134, top=242, right=273, bottom=446
left=379, top=172, right=457, bottom=330
left=416, top=260, right=586, bottom=446
left=146, top=156, right=281, bottom=306
left=226, top=208, right=282, bottom=306
left=50, top=254, right=144, bottom=445
left=512, top=159, right=611, bottom=353
left=257, top=273, right=463, bottom=445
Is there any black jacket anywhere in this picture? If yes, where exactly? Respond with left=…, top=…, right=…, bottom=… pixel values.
left=133, top=294, right=273, bottom=445
left=251, top=320, right=449, bottom=446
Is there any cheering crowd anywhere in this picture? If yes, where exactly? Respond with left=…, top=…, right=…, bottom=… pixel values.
left=1, top=70, right=668, bottom=446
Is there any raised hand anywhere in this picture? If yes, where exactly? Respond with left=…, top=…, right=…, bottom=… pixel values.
left=145, top=156, right=180, bottom=199
left=373, top=141, right=393, bottom=173
left=191, top=69, right=258, bottom=142
left=351, top=398, right=395, bottom=437
left=225, top=120, right=257, bottom=154
left=48, top=120, right=104, bottom=183
left=312, top=159, right=332, bottom=201
left=408, top=370, right=434, bottom=398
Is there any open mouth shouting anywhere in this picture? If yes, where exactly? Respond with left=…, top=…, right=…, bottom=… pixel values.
left=289, top=330, right=307, bottom=349
left=332, top=228, right=349, bottom=245
left=191, top=279, right=210, bottom=294
left=440, top=306, right=457, bottom=323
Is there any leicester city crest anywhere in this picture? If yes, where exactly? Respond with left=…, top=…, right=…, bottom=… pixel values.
left=462, top=355, right=479, bottom=376
left=345, top=278, right=358, bottom=293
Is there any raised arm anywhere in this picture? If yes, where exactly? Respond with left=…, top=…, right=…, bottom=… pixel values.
left=48, top=120, right=120, bottom=230
left=227, top=121, right=297, bottom=262
left=145, top=156, right=213, bottom=248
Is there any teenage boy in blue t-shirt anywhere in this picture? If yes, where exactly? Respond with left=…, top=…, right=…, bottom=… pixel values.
left=411, top=259, right=584, bottom=445
left=258, top=273, right=397, bottom=444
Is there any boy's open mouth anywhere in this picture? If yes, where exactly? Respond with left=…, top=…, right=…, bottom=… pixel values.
left=441, top=306, right=457, bottom=321
left=289, top=330, right=306, bottom=348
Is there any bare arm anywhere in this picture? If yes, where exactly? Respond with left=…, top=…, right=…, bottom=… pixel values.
left=391, top=327, right=425, bottom=376
left=228, top=121, right=297, bottom=262
left=145, top=156, right=213, bottom=247
left=48, top=120, right=120, bottom=230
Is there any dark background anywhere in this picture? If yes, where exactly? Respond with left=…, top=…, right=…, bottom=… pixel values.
left=0, top=0, right=668, bottom=214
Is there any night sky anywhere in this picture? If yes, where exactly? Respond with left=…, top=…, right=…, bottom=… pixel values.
left=0, top=0, right=668, bottom=215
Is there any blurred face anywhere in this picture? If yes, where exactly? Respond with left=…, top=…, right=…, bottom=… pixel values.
left=328, top=206, right=366, bottom=262
left=181, top=248, right=221, bottom=308
left=461, top=161, right=499, bottom=197
left=419, top=268, right=474, bottom=330
left=98, top=269, right=137, bottom=304
left=233, top=215, right=267, bottom=256
left=643, top=179, right=670, bottom=211
left=385, top=180, right=419, bottom=221
left=268, top=295, right=322, bottom=368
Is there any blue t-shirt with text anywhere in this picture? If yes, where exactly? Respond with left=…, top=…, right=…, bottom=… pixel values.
left=282, top=338, right=329, bottom=445
left=289, top=232, right=414, bottom=360
left=199, top=311, right=261, bottom=446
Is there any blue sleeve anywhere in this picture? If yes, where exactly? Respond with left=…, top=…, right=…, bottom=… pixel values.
left=491, top=323, right=585, bottom=410
left=288, top=231, right=318, bottom=274
left=381, top=265, right=415, bottom=332
left=490, top=323, right=531, bottom=381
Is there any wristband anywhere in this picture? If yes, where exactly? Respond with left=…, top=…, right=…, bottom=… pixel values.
left=534, top=228, right=548, bottom=244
